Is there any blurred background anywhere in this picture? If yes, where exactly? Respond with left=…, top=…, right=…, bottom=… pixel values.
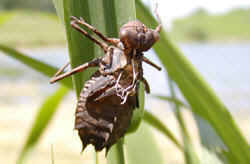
left=0, top=0, right=249, bottom=163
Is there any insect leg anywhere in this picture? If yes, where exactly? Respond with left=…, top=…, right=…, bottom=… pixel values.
left=71, top=16, right=121, bottom=47
left=142, top=56, right=162, bottom=71
left=71, top=20, right=109, bottom=53
left=54, top=62, right=70, bottom=77
left=50, top=58, right=101, bottom=84
left=50, top=62, right=70, bottom=83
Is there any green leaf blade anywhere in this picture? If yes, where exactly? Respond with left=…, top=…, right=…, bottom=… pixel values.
left=0, top=44, right=72, bottom=88
left=125, top=122, right=164, bottom=164
left=107, top=139, right=125, bottom=164
left=127, top=83, right=145, bottom=133
left=17, top=86, right=69, bottom=164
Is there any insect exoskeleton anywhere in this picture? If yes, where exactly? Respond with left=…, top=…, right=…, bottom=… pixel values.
left=75, top=71, right=138, bottom=152
left=99, top=45, right=128, bottom=75
left=50, top=12, right=162, bottom=154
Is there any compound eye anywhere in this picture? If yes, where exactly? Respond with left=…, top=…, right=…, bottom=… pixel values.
left=119, top=29, right=137, bottom=49
left=138, top=30, right=156, bottom=52
left=137, top=33, right=145, bottom=42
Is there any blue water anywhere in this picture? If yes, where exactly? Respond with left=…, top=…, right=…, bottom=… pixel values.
left=0, top=43, right=250, bottom=113
left=180, top=43, right=250, bottom=113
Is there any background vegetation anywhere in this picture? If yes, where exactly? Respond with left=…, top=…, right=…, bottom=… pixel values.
left=0, top=1, right=249, bottom=47
left=0, top=0, right=55, bottom=12
left=170, top=8, right=250, bottom=42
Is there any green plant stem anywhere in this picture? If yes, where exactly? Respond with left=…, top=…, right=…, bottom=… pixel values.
left=107, top=139, right=125, bottom=164
left=94, top=152, right=100, bottom=164
left=168, top=78, right=200, bottom=164
left=51, top=145, right=55, bottom=164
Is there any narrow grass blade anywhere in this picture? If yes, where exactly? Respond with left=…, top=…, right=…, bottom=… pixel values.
left=153, top=95, right=189, bottom=109
left=17, top=86, right=69, bottom=164
left=0, top=44, right=72, bottom=88
left=125, top=122, right=164, bottom=164
left=135, top=0, right=250, bottom=163
left=143, top=110, right=182, bottom=150
left=50, top=145, right=55, bottom=164
left=52, top=0, right=64, bottom=24
left=62, top=0, right=95, bottom=96
left=127, top=83, right=145, bottom=133
left=168, top=79, right=200, bottom=164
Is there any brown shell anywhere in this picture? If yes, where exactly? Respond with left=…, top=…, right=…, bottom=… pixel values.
left=100, top=46, right=128, bottom=75
left=75, top=71, right=138, bottom=152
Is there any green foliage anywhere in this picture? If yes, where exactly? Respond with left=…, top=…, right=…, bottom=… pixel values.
left=107, top=139, right=125, bottom=164
left=0, top=44, right=72, bottom=88
left=127, top=83, right=145, bottom=133
left=17, top=86, right=69, bottom=164
left=171, top=8, right=250, bottom=42
left=168, top=79, right=200, bottom=164
left=125, top=122, right=164, bottom=164
left=0, top=11, right=65, bottom=47
left=153, top=95, right=189, bottom=108
left=0, top=0, right=55, bottom=12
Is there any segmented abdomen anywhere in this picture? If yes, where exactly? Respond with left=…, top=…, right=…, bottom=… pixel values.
left=75, top=71, right=138, bottom=152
